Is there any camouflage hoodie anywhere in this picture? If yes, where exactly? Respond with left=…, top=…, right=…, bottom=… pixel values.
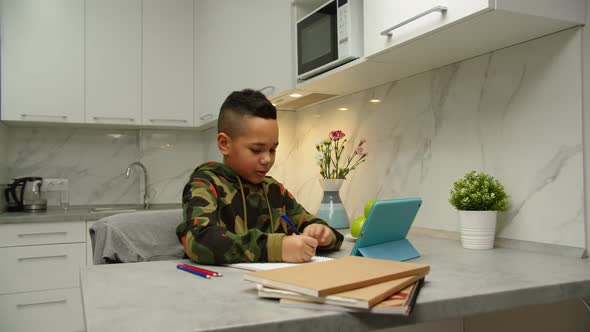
left=176, top=161, right=344, bottom=265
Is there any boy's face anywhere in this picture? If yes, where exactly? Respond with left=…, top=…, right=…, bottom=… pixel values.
left=218, top=116, right=279, bottom=184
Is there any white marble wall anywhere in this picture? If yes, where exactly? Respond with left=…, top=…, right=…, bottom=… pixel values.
left=139, top=129, right=214, bottom=205
left=270, top=28, right=585, bottom=249
left=582, top=0, right=590, bottom=256
left=3, top=28, right=585, bottom=248
left=4, top=127, right=209, bottom=206
left=0, top=123, right=7, bottom=184
left=0, top=123, right=8, bottom=212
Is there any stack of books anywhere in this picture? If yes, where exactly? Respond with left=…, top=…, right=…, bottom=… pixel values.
left=242, top=256, right=429, bottom=315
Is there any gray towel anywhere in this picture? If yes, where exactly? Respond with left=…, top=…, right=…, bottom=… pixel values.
left=90, top=209, right=184, bottom=264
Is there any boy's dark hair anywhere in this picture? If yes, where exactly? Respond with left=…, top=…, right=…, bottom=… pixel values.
left=217, top=89, right=277, bottom=137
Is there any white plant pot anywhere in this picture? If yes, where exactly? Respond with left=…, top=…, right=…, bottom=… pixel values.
left=458, top=210, right=497, bottom=250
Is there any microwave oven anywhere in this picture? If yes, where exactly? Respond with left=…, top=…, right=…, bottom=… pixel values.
left=297, top=0, right=363, bottom=81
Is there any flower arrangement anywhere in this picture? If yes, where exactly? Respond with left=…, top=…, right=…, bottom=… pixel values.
left=315, top=130, right=367, bottom=179
left=449, top=171, right=509, bottom=211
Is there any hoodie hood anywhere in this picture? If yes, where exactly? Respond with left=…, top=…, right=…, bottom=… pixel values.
left=195, top=161, right=273, bottom=232
left=195, top=161, right=243, bottom=184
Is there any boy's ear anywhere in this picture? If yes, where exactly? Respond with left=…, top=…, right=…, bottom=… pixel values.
left=217, top=132, right=231, bottom=156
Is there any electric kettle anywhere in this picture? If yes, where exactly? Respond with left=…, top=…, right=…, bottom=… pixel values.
left=3, top=177, right=48, bottom=212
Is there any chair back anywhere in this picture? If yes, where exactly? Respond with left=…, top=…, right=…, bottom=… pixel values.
left=90, top=209, right=184, bottom=264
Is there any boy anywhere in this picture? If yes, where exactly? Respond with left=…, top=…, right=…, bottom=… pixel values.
left=176, top=89, right=343, bottom=265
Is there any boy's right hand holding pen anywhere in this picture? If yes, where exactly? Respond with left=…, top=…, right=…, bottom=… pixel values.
left=280, top=214, right=322, bottom=263
left=282, top=234, right=318, bottom=263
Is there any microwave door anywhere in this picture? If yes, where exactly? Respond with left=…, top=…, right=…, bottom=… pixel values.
left=297, top=1, right=338, bottom=77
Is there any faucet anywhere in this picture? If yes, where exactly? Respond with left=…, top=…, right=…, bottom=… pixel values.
left=126, top=161, right=149, bottom=209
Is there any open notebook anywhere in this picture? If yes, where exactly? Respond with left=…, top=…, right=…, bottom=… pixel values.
left=227, top=256, right=333, bottom=271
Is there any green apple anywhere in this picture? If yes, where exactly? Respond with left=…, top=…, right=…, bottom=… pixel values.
left=364, top=199, right=378, bottom=218
left=350, top=216, right=366, bottom=238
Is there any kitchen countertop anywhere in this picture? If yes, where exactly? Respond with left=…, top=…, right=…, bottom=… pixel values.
left=0, top=204, right=181, bottom=224
left=81, top=235, right=590, bottom=332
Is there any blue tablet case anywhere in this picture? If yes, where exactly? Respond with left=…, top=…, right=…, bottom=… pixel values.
left=350, top=198, right=422, bottom=261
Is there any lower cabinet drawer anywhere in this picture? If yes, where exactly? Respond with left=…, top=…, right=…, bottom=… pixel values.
left=0, top=243, right=86, bottom=294
left=0, top=288, right=85, bottom=332
left=0, top=221, right=86, bottom=247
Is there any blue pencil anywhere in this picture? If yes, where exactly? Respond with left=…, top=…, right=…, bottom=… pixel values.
left=280, top=214, right=301, bottom=235
left=177, top=264, right=211, bottom=279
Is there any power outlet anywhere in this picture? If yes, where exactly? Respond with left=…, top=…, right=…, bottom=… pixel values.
left=43, top=178, right=69, bottom=191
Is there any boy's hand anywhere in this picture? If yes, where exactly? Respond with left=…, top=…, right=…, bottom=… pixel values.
left=302, top=224, right=333, bottom=246
left=281, top=235, right=318, bottom=263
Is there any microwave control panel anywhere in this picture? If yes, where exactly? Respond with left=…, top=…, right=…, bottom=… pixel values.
left=337, top=0, right=351, bottom=57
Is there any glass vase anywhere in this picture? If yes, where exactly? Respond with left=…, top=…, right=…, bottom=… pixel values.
left=316, top=179, right=349, bottom=229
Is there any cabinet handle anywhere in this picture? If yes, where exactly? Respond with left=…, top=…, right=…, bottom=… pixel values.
left=93, top=116, right=135, bottom=122
left=148, top=118, right=188, bottom=123
left=17, top=299, right=67, bottom=309
left=18, top=254, right=68, bottom=262
left=199, top=113, right=214, bottom=121
left=18, top=231, right=67, bottom=238
left=20, top=114, right=68, bottom=120
left=380, top=5, right=448, bottom=36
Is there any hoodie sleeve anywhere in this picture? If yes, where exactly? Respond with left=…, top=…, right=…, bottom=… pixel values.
left=176, top=175, right=284, bottom=265
left=283, top=188, right=344, bottom=250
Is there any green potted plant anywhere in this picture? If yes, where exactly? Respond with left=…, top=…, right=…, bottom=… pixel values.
left=449, top=171, right=509, bottom=249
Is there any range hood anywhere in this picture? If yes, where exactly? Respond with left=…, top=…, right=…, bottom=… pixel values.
left=270, top=89, right=338, bottom=111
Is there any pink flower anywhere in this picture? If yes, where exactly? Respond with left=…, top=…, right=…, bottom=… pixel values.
left=316, top=130, right=367, bottom=179
left=329, top=130, right=346, bottom=141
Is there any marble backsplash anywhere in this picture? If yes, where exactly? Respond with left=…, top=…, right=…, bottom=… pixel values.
left=0, top=123, right=8, bottom=212
left=3, top=126, right=218, bottom=206
left=1, top=28, right=585, bottom=249
left=0, top=123, right=7, bottom=184
left=270, top=28, right=585, bottom=249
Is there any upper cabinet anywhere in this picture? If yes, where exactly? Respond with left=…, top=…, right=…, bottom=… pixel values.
left=85, top=0, right=142, bottom=125
left=1, top=0, right=293, bottom=129
left=364, top=0, right=490, bottom=57
left=366, top=0, right=585, bottom=63
left=194, top=0, right=294, bottom=129
left=283, top=0, right=585, bottom=107
left=0, top=0, right=85, bottom=123
left=142, top=0, right=194, bottom=127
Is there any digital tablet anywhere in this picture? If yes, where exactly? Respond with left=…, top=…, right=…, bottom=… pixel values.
left=350, top=198, right=422, bottom=261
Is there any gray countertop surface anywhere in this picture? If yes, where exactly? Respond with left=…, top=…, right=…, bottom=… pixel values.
left=0, top=204, right=181, bottom=223
left=80, top=235, right=590, bottom=332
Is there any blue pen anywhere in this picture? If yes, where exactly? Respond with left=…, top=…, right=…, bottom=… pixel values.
left=280, top=214, right=301, bottom=235
left=177, top=264, right=211, bottom=279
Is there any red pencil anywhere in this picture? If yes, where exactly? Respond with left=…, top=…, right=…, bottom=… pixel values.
left=179, top=263, right=222, bottom=277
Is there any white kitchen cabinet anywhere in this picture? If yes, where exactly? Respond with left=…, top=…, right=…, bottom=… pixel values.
left=142, top=0, right=194, bottom=127
left=0, top=221, right=85, bottom=247
left=0, top=221, right=87, bottom=332
left=0, top=288, right=85, bottom=332
left=85, top=0, right=142, bottom=125
left=364, top=0, right=490, bottom=58
left=194, top=0, right=294, bottom=128
left=0, top=243, right=86, bottom=294
left=366, top=0, right=586, bottom=75
left=0, top=0, right=85, bottom=123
